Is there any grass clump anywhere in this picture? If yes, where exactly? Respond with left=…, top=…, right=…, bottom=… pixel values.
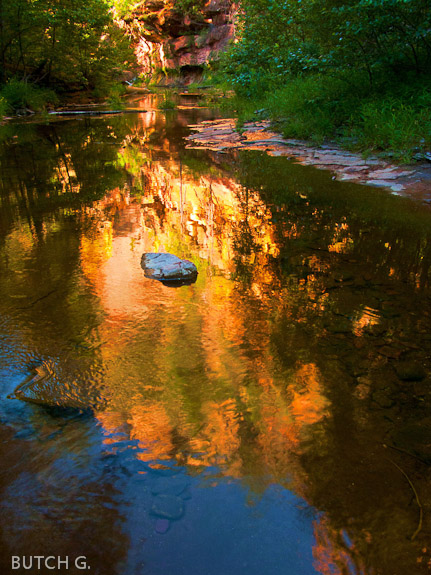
left=106, top=84, right=127, bottom=109
left=158, top=93, right=177, bottom=110
left=265, top=74, right=361, bottom=144
left=0, top=79, right=58, bottom=113
left=0, top=97, right=8, bottom=120
left=351, top=94, right=431, bottom=161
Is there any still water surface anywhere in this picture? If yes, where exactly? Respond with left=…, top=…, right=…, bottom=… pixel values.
left=1, top=96, right=431, bottom=574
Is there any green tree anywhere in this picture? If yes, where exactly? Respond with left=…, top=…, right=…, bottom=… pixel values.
left=0, top=0, right=135, bottom=90
left=222, top=0, right=431, bottom=96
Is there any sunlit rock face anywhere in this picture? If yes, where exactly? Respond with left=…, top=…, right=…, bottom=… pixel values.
left=117, top=0, right=237, bottom=80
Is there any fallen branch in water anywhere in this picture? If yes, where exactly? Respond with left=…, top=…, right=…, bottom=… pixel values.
left=384, top=443, right=429, bottom=465
left=18, top=288, right=58, bottom=309
left=388, top=458, right=423, bottom=541
left=49, top=109, right=148, bottom=116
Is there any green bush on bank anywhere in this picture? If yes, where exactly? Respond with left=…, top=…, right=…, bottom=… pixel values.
left=157, top=93, right=177, bottom=110
left=351, top=95, right=431, bottom=161
left=0, top=97, right=8, bottom=120
left=0, top=80, right=58, bottom=113
left=222, top=73, right=431, bottom=161
left=219, top=0, right=431, bottom=161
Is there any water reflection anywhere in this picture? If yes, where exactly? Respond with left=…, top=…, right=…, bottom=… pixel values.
left=1, top=100, right=431, bottom=574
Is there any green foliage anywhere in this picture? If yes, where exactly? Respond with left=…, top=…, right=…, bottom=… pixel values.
left=106, top=84, right=127, bottom=108
left=262, top=74, right=363, bottom=142
left=0, top=79, right=58, bottom=111
left=228, top=73, right=431, bottom=160
left=110, top=0, right=135, bottom=19
left=223, top=0, right=431, bottom=97
left=0, top=97, right=8, bottom=119
left=0, top=0, right=135, bottom=92
left=158, top=93, right=177, bottom=110
left=219, top=0, right=431, bottom=159
left=174, top=0, right=205, bottom=19
left=351, top=94, right=431, bottom=161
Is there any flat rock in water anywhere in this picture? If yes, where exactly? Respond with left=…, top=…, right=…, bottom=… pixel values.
left=141, top=253, right=198, bottom=284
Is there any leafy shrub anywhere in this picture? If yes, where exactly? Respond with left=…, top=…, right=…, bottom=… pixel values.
left=0, top=97, right=8, bottom=119
left=0, top=80, right=58, bottom=112
left=173, top=0, right=205, bottom=19
left=157, top=93, right=177, bottom=110
left=351, top=97, right=431, bottom=161
left=106, top=84, right=127, bottom=109
left=1, top=0, right=135, bottom=91
left=222, top=71, right=431, bottom=160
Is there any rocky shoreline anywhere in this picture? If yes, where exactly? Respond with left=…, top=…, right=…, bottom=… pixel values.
left=186, top=119, right=431, bottom=203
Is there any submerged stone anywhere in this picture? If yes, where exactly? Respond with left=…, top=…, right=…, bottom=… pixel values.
left=151, top=474, right=190, bottom=496
left=154, top=518, right=170, bottom=534
left=392, top=418, right=431, bottom=463
left=141, top=253, right=198, bottom=285
left=371, top=388, right=395, bottom=408
left=151, top=494, right=185, bottom=520
left=394, top=362, right=427, bottom=382
left=413, top=378, right=431, bottom=396
left=10, top=359, right=104, bottom=411
left=326, top=319, right=352, bottom=334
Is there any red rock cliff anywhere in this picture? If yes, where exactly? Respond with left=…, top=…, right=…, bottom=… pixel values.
left=117, top=0, right=237, bottom=81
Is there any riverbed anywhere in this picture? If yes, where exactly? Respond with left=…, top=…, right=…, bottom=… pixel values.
left=0, top=95, right=430, bottom=574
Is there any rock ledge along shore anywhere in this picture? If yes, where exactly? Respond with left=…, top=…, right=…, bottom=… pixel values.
left=185, top=119, right=431, bottom=203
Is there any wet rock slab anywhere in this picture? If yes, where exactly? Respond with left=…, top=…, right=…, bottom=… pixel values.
left=185, top=119, right=431, bottom=200
left=141, top=253, right=198, bottom=284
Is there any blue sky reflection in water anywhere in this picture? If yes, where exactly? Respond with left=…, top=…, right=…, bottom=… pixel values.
left=121, top=464, right=316, bottom=575
left=1, top=96, right=431, bottom=575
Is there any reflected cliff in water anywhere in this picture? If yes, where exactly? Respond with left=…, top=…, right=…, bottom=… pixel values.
left=1, top=99, right=431, bottom=574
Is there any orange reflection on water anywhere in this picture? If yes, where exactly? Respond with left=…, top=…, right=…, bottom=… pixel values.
left=80, top=224, right=113, bottom=286
left=353, top=306, right=381, bottom=337
left=188, top=398, right=242, bottom=475
left=75, top=138, right=334, bottom=486
left=128, top=402, right=174, bottom=463
left=56, top=152, right=79, bottom=194
left=256, top=397, right=300, bottom=476
left=290, top=363, right=330, bottom=426
left=78, top=135, right=346, bottom=567
left=96, top=410, right=130, bottom=445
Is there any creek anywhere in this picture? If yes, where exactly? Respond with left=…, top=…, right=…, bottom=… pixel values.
left=0, top=94, right=431, bottom=575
